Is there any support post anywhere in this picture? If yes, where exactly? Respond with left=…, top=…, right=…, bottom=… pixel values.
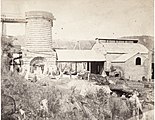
left=89, top=62, right=91, bottom=73
left=75, top=62, right=77, bottom=73
left=88, top=62, right=91, bottom=81
left=2, top=22, right=6, bottom=36
left=70, top=63, right=72, bottom=79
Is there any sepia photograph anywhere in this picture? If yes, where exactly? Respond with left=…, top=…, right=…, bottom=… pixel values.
left=1, top=0, right=154, bottom=120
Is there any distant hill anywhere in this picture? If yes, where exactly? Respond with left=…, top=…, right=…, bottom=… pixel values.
left=52, top=39, right=96, bottom=50
left=15, top=36, right=96, bottom=50
left=16, top=35, right=26, bottom=47
left=15, top=35, right=154, bottom=51
left=120, top=35, right=154, bottom=51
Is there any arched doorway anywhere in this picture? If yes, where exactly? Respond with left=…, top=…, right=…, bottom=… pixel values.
left=30, top=57, right=47, bottom=74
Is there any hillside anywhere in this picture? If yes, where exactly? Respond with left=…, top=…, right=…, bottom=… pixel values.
left=120, top=35, right=154, bottom=51
left=15, top=36, right=96, bottom=50
left=16, top=35, right=154, bottom=50
left=52, top=39, right=95, bottom=50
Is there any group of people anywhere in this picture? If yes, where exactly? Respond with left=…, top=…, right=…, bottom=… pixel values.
left=110, top=90, right=143, bottom=120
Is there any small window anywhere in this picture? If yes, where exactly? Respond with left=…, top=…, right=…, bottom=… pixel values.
left=136, top=57, right=141, bottom=65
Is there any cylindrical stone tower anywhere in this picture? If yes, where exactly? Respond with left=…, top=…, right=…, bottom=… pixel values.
left=23, top=11, right=56, bottom=77
left=25, top=11, right=54, bottom=51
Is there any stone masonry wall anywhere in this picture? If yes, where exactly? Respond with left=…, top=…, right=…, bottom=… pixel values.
left=23, top=11, right=56, bottom=74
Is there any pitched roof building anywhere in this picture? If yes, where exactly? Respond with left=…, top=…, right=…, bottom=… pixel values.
left=92, top=39, right=151, bottom=81
left=56, top=50, right=105, bottom=62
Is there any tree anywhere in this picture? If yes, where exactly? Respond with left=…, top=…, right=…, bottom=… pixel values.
left=1, top=36, right=14, bottom=74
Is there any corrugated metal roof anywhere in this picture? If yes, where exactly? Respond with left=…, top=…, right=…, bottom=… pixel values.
left=111, top=52, right=138, bottom=63
left=99, top=43, right=148, bottom=54
left=56, top=50, right=106, bottom=62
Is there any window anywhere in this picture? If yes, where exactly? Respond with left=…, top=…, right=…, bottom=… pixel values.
left=136, top=57, right=141, bottom=65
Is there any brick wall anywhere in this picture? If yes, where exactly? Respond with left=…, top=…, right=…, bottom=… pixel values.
left=23, top=11, right=56, bottom=73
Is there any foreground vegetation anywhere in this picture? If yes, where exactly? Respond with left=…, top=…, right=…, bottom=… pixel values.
left=1, top=36, right=154, bottom=120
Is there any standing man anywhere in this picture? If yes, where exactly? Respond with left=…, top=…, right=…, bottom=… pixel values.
left=129, top=90, right=143, bottom=120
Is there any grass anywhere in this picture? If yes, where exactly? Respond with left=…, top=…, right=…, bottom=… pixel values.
left=1, top=70, right=154, bottom=120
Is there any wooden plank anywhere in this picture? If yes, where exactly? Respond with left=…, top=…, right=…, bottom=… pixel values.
left=1, top=18, right=27, bottom=23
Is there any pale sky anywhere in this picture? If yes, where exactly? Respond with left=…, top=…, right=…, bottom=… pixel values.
left=1, top=0, right=154, bottom=40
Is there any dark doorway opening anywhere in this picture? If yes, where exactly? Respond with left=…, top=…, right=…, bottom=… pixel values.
left=152, top=63, right=154, bottom=79
left=88, top=62, right=104, bottom=74
left=30, top=57, right=46, bottom=74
